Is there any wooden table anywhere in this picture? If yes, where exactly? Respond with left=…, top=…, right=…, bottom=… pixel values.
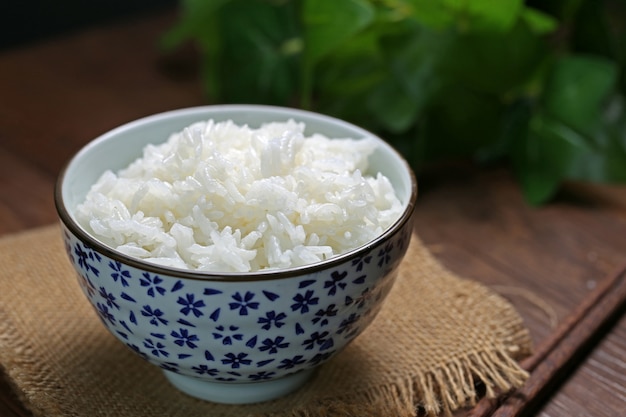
left=1, top=9, right=625, bottom=417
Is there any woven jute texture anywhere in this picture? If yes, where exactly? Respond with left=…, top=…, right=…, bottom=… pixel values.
left=0, top=225, right=532, bottom=417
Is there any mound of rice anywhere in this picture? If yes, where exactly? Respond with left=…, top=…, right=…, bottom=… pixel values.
left=76, top=119, right=404, bottom=272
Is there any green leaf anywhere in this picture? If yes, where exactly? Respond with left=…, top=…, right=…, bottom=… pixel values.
left=476, top=99, right=532, bottom=163
left=570, top=94, right=626, bottom=183
left=439, top=19, right=548, bottom=94
left=382, top=24, right=451, bottom=100
left=409, top=0, right=524, bottom=32
left=513, top=112, right=592, bottom=204
left=521, top=7, right=559, bottom=35
left=571, top=0, right=616, bottom=59
left=316, top=60, right=386, bottom=119
left=367, top=78, right=421, bottom=133
left=160, top=0, right=232, bottom=99
left=513, top=66, right=626, bottom=204
left=531, top=113, right=591, bottom=176
left=542, top=55, right=618, bottom=138
left=454, top=0, right=524, bottom=32
left=405, top=0, right=455, bottom=29
left=160, top=0, right=230, bottom=49
left=519, top=169, right=561, bottom=206
left=598, top=135, right=626, bottom=183
left=515, top=171, right=558, bottom=206
left=418, top=84, right=504, bottom=162
left=215, top=0, right=301, bottom=104
left=313, top=26, right=383, bottom=97
left=302, top=0, right=375, bottom=65
left=367, top=24, right=450, bottom=132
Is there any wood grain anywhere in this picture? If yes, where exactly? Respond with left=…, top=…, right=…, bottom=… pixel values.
left=0, top=9, right=625, bottom=417
left=490, top=267, right=626, bottom=417
left=466, top=264, right=626, bottom=416
left=416, top=171, right=626, bottom=416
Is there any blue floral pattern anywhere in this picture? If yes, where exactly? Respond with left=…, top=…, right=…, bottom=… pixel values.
left=62, top=219, right=413, bottom=384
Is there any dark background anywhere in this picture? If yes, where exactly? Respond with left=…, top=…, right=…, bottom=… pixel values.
left=0, top=0, right=178, bottom=51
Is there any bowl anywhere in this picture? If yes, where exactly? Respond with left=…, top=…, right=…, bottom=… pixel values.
left=55, top=105, right=417, bottom=404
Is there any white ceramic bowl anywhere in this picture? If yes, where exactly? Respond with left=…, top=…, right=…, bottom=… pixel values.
left=55, top=105, right=417, bottom=404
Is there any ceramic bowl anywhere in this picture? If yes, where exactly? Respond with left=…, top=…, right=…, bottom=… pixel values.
left=55, top=105, right=417, bottom=404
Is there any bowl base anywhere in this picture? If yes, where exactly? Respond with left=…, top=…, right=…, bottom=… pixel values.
left=163, top=369, right=315, bottom=404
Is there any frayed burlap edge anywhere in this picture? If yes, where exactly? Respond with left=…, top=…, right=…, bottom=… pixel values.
left=0, top=226, right=532, bottom=417
left=309, top=343, right=527, bottom=417
left=0, top=311, right=69, bottom=417
left=273, top=248, right=533, bottom=417
left=262, top=348, right=528, bottom=417
left=270, top=274, right=532, bottom=417
left=0, top=325, right=529, bottom=417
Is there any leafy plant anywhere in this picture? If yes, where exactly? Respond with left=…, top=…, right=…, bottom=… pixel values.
left=162, top=0, right=626, bottom=205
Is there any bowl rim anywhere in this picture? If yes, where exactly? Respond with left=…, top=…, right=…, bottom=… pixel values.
left=54, top=104, right=418, bottom=282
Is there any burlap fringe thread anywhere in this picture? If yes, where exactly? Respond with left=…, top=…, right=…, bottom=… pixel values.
left=0, top=226, right=531, bottom=417
left=1, top=314, right=527, bottom=417
left=262, top=347, right=528, bottom=417
left=1, top=319, right=527, bottom=417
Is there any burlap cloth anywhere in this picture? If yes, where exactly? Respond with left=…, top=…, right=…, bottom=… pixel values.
left=0, top=225, right=532, bottom=416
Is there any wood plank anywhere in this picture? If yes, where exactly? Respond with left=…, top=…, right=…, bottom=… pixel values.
left=564, top=181, right=626, bottom=211
left=537, top=316, right=626, bottom=416
left=0, top=147, right=57, bottom=235
left=0, top=10, right=204, bottom=178
left=413, top=168, right=626, bottom=416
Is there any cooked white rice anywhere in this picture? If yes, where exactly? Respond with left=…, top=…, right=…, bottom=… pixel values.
left=76, top=119, right=403, bottom=272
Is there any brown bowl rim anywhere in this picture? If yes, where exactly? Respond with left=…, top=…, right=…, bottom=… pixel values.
left=54, top=105, right=418, bottom=283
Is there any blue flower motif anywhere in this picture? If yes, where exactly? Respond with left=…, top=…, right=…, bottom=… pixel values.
left=171, top=328, right=199, bottom=349
left=308, top=351, right=334, bottom=366
left=63, top=233, right=74, bottom=264
left=212, top=325, right=243, bottom=345
left=249, top=371, right=276, bottom=381
left=337, top=313, right=360, bottom=335
left=171, top=280, right=184, bottom=292
left=221, top=352, right=252, bottom=369
left=256, top=358, right=275, bottom=367
left=143, top=338, right=169, bottom=357
left=109, top=261, right=132, bottom=287
left=324, top=270, right=347, bottom=295
left=96, top=302, right=116, bottom=325
left=192, top=365, right=219, bottom=376
left=277, top=355, right=305, bottom=370
left=160, top=362, right=179, bottom=372
left=352, top=253, right=372, bottom=272
left=312, top=304, right=338, bottom=326
left=259, top=336, right=289, bottom=354
left=396, top=229, right=408, bottom=252
left=120, top=319, right=134, bottom=335
left=377, top=242, right=394, bottom=267
left=302, top=331, right=329, bottom=350
left=126, top=343, right=148, bottom=360
left=98, top=287, right=119, bottom=310
left=291, top=290, right=319, bottom=314
left=74, top=243, right=101, bottom=276
left=229, top=291, right=259, bottom=316
left=257, top=310, right=287, bottom=330
left=141, top=305, right=168, bottom=326
left=177, top=294, right=206, bottom=317
left=78, top=273, right=96, bottom=298
left=140, top=273, right=166, bottom=297
left=346, top=288, right=373, bottom=309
